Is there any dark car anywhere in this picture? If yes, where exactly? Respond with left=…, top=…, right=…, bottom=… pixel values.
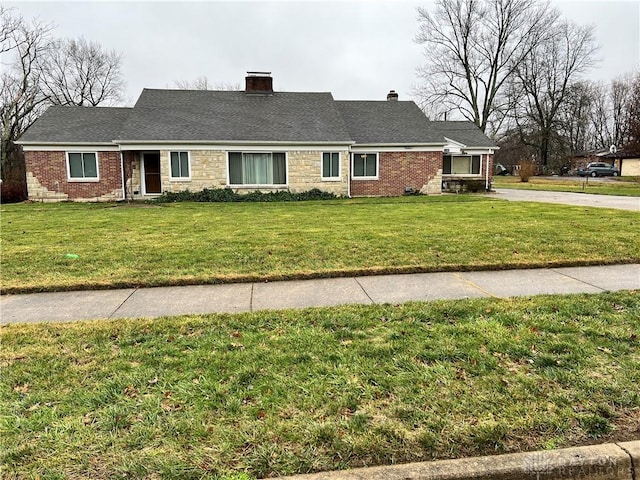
left=576, top=162, right=620, bottom=177
left=495, top=163, right=510, bottom=175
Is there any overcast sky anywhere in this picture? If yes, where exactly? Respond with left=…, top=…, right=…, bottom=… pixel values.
left=7, top=0, right=640, bottom=106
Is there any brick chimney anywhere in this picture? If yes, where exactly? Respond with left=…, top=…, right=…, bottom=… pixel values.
left=387, top=90, right=399, bottom=101
left=245, top=72, right=273, bottom=94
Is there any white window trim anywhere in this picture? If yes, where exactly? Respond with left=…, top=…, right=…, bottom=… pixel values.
left=66, top=151, right=100, bottom=182
left=321, top=151, right=341, bottom=181
left=351, top=152, right=379, bottom=180
left=226, top=151, right=289, bottom=188
left=442, top=154, right=483, bottom=176
left=168, top=151, right=192, bottom=181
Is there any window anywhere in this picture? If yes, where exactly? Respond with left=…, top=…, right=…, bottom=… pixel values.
left=170, top=151, right=190, bottom=179
left=322, top=152, right=340, bottom=179
left=352, top=153, right=378, bottom=179
left=443, top=155, right=481, bottom=175
left=228, top=152, right=286, bottom=185
left=67, top=152, right=98, bottom=181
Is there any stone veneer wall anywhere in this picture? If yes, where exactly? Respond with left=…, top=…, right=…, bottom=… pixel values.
left=350, top=151, right=443, bottom=197
left=287, top=150, right=349, bottom=195
left=138, top=149, right=349, bottom=197
left=158, top=150, right=227, bottom=193
left=25, top=150, right=124, bottom=202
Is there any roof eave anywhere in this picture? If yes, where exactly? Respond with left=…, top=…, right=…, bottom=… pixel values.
left=114, top=140, right=356, bottom=146
left=17, top=141, right=117, bottom=146
left=351, top=142, right=447, bottom=148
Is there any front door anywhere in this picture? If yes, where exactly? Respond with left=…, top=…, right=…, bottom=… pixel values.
left=143, top=153, right=161, bottom=194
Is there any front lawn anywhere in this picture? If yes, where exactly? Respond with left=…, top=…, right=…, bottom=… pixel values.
left=493, top=176, right=640, bottom=196
left=1, top=196, right=639, bottom=293
left=2, top=292, right=639, bottom=478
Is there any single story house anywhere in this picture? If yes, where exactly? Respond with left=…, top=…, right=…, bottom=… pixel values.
left=18, top=72, right=497, bottom=201
left=573, top=148, right=640, bottom=176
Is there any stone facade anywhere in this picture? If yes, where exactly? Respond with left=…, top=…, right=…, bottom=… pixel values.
left=130, top=149, right=350, bottom=197
left=24, top=150, right=124, bottom=202
left=287, top=150, right=349, bottom=195
left=350, top=151, right=443, bottom=197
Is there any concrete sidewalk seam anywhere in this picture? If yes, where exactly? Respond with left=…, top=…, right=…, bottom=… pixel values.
left=551, top=268, right=607, bottom=292
left=353, top=278, right=375, bottom=304
left=617, top=443, right=637, bottom=480
left=107, top=287, right=139, bottom=319
left=453, top=272, right=502, bottom=299
left=249, top=283, right=255, bottom=312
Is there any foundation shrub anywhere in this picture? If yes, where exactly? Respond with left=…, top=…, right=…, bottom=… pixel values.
left=154, top=187, right=337, bottom=203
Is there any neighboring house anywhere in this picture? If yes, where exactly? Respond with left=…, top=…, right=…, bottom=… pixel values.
left=573, top=148, right=640, bottom=176
left=18, top=72, right=497, bottom=202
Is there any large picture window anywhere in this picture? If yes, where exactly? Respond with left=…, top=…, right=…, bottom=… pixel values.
left=228, top=152, right=286, bottom=185
left=443, top=155, right=481, bottom=175
left=352, top=153, right=378, bottom=179
left=170, top=151, right=190, bottom=179
left=322, top=152, right=340, bottom=179
left=67, top=152, right=98, bottom=180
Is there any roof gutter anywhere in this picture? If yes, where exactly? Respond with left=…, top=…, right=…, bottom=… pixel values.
left=114, top=140, right=356, bottom=147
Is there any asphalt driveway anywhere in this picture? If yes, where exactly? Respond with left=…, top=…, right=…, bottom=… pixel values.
left=491, top=188, right=639, bottom=211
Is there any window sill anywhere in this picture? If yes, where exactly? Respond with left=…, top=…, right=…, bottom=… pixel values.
left=442, top=174, right=483, bottom=177
left=228, top=184, right=289, bottom=189
left=321, top=177, right=342, bottom=182
left=67, top=178, right=100, bottom=183
left=352, top=176, right=379, bottom=181
left=169, top=178, right=191, bottom=182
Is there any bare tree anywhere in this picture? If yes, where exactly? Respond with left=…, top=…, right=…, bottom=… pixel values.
left=173, top=76, right=242, bottom=91
left=609, top=75, right=633, bottom=148
left=624, top=72, right=640, bottom=153
left=588, top=82, right=610, bottom=149
left=508, top=20, right=598, bottom=166
left=415, top=0, right=557, bottom=133
left=559, top=81, right=594, bottom=154
left=0, top=8, right=53, bottom=199
left=38, top=37, right=124, bottom=106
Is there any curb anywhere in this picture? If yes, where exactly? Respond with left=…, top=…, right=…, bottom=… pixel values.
left=281, top=441, right=640, bottom=480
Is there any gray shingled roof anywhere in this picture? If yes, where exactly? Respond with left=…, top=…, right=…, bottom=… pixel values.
left=117, top=89, right=353, bottom=143
left=336, top=101, right=445, bottom=144
left=19, top=106, right=132, bottom=143
left=432, top=121, right=497, bottom=148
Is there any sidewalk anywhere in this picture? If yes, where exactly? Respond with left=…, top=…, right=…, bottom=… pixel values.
left=2, top=264, right=638, bottom=324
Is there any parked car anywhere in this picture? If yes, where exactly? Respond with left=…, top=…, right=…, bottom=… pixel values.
left=495, top=163, right=510, bottom=175
left=576, top=162, right=620, bottom=177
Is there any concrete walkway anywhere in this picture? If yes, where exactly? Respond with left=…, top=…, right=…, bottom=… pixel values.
left=2, top=264, right=638, bottom=324
left=492, top=188, right=640, bottom=211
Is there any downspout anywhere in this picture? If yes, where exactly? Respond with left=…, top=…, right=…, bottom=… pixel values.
left=347, top=150, right=351, bottom=198
left=485, top=150, right=492, bottom=191
left=120, top=151, right=126, bottom=201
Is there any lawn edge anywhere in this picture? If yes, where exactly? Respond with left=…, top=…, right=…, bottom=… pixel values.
left=282, top=441, right=639, bottom=480
left=2, top=258, right=638, bottom=295
left=492, top=184, right=640, bottom=197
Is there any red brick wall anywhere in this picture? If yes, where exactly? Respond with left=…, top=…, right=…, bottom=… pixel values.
left=486, top=154, right=494, bottom=186
left=350, top=151, right=443, bottom=196
left=25, top=150, right=123, bottom=200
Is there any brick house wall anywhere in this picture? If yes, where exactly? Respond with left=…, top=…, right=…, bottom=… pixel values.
left=25, top=150, right=124, bottom=201
left=350, top=151, right=443, bottom=196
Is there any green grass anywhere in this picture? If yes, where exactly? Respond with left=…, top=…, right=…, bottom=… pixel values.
left=1, top=196, right=639, bottom=293
left=2, top=292, right=639, bottom=478
left=493, top=176, right=640, bottom=196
